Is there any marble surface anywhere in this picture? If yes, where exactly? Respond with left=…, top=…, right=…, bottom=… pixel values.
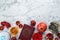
left=0, top=0, right=60, bottom=40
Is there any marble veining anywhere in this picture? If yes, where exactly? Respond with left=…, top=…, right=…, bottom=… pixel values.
left=0, top=0, right=60, bottom=40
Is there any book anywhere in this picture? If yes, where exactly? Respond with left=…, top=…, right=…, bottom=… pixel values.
left=19, top=24, right=35, bottom=40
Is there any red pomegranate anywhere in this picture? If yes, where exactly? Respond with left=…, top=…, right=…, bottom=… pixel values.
left=37, top=22, right=47, bottom=33
left=46, top=33, right=53, bottom=40
left=30, top=20, right=36, bottom=26
left=33, top=32, right=42, bottom=40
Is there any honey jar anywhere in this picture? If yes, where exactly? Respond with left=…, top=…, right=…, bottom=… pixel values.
left=9, top=27, right=19, bottom=37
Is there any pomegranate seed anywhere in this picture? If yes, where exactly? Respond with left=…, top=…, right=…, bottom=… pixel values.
left=30, top=20, right=36, bottom=26
left=19, top=24, right=23, bottom=28
left=1, top=21, right=11, bottom=28
left=0, top=26, right=4, bottom=30
left=6, top=23, right=11, bottom=28
left=11, top=37, right=16, bottom=40
left=1, top=21, right=6, bottom=26
left=16, top=21, right=20, bottom=25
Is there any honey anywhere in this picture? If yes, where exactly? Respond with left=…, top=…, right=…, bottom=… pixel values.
left=10, top=27, right=19, bottom=36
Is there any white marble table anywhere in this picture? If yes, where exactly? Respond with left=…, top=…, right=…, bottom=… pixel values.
left=0, top=0, right=60, bottom=40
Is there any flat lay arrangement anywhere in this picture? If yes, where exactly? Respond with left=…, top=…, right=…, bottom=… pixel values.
left=0, top=20, right=60, bottom=40
left=0, top=0, right=60, bottom=40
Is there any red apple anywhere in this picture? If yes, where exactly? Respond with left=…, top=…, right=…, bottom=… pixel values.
left=37, top=22, right=47, bottom=33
